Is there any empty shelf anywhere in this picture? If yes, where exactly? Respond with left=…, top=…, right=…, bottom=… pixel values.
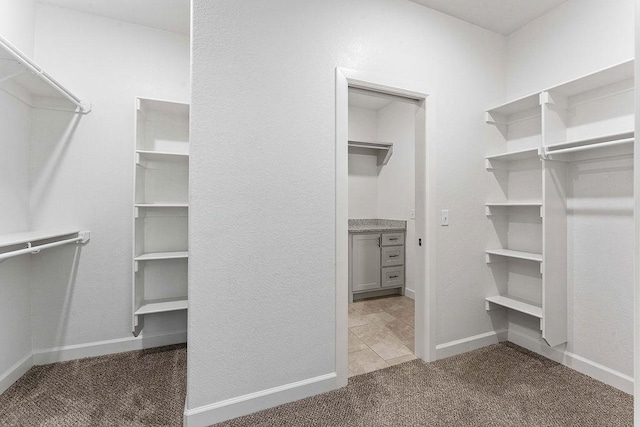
left=486, top=249, right=542, bottom=262
left=134, top=297, right=188, bottom=315
left=135, top=203, right=188, bottom=208
left=0, top=34, right=90, bottom=113
left=486, top=148, right=539, bottom=163
left=486, top=201, right=542, bottom=207
left=136, top=150, right=189, bottom=161
left=486, top=295, right=542, bottom=318
left=135, top=251, right=188, bottom=261
left=0, top=230, right=79, bottom=247
left=348, top=140, right=393, bottom=165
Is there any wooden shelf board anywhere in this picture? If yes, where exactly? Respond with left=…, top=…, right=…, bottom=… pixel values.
left=486, top=295, right=542, bottom=318
left=135, top=251, right=188, bottom=261
left=486, top=249, right=543, bottom=262
left=0, top=230, right=79, bottom=248
left=486, top=148, right=539, bottom=162
left=135, top=297, right=188, bottom=315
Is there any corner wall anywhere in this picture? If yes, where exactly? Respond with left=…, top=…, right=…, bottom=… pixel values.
left=26, top=5, right=190, bottom=357
left=505, top=0, right=635, bottom=391
left=0, top=0, right=36, bottom=394
left=188, top=0, right=506, bottom=424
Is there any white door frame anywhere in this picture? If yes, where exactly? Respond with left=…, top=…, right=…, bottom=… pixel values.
left=335, top=67, right=437, bottom=386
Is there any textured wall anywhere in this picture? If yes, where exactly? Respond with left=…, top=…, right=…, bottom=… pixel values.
left=506, top=0, right=634, bottom=99
left=505, top=0, right=635, bottom=377
left=0, top=0, right=36, bottom=56
left=190, top=0, right=506, bottom=411
left=27, top=4, right=190, bottom=351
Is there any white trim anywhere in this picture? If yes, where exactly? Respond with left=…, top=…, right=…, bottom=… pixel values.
left=335, top=68, right=437, bottom=380
left=0, top=353, right=33, bottom=395
left=436, top=330, right=507, bottom=359
left=508, top=330, right=633, bottom=394
left=183, top=373, right=337, bottom=427
left=32, top=331, right=187, bottom=365
left=404, top=288, right=415, bottom=299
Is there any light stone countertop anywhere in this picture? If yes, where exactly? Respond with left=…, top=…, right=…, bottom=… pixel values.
left=348, top=219, right=406, bottom=233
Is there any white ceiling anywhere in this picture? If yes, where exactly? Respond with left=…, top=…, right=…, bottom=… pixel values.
left=409, top=0, right=569, bottom=35
left=349, top=90, right=393, bottom=111
left=39, top=0, right=190, bottom=35
left=38, top=0, right=568, bottom=38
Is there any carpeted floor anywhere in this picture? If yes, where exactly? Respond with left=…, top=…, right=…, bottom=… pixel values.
left=0, top=344, right=186, bottom=427
left=0, top=342, right=632, bottom=426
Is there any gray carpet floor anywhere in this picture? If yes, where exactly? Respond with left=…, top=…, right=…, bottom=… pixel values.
left=0, top=342, right=632, bottom=426
left=0, top=344, right=187, bottom=426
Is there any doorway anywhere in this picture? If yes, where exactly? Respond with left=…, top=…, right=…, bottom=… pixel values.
left=335, top=68, right=436, bottom=386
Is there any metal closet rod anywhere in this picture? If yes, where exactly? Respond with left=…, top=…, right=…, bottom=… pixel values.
left=0, top=231, right=91, bottom=262
left=0, top=34, right=91, bottom=114
left=544, top=137, right=634, bottom=157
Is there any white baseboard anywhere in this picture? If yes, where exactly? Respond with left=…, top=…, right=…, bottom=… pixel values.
left=404, top=288, right=415, bottom=299
left=32, top=331, right=187, bottom=365
left=435, top=329, right=507, bottom=360
left=0, top=353, right=34, bottom=395
left=507, top=330, right=633, bottom=394
left=184, top=373, right=338, bottom=427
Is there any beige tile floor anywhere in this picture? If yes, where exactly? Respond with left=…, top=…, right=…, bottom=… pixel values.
left=348, top=295, right=416, bottom=377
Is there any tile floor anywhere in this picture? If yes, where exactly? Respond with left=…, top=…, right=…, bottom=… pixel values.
left=348, top=295, right=416, bottom=377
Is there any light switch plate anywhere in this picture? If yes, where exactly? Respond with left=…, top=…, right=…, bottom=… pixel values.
left=410, top=209, right=415, bottom=219
left=441, top=210, right=449, bottom=226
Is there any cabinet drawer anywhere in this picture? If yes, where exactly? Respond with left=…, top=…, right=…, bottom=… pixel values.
left=381, top=246, right=404, bottom=267
left=381, top=266, right=404, bottom=288
left=382, top=232, right=404, bottom=246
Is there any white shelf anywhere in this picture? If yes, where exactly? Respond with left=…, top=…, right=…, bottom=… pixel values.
left=485, top=295, right=542, bottom=318
left=486, top=93, right=540, bottom=119
left=0, top=34, right=90, bottom=113
left=135, top=251, right=188, bottom=261
left=485, top=148, right=539, bottom=163
left=486, top=249, right=543, bottom=263
left=0, top=229, right=79, bottom=247
left=134, top=297, right=188, bottom=315
left=136, top=150, right=189, bottom=161
left=135, top=203, right=188, bottom=208
left=485, top=201, right=542, bottom=207
left=348, top=140, right=393, bottom=165
left=551, top=60, right=633, bottom=98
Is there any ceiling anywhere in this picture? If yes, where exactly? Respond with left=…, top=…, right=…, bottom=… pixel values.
left=38, top=0, right=568, bottom=37
left=39, top=0, right=190, bottom=35
left=409, top=0, right=569, bottom=35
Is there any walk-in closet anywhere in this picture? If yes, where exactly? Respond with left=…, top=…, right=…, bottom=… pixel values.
left=0, top=1, right=637, bottom=426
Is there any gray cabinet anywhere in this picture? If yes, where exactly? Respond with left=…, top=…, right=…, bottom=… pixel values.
left=349, top=230, right=405, bottom=301
left=352, top=234, right=382, bottom=292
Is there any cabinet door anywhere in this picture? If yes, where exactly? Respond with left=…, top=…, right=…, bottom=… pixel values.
left=352, top=234, right=381, bottom=292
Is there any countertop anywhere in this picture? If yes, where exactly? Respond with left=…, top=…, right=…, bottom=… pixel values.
left=348, top=219, right=406, bottom=233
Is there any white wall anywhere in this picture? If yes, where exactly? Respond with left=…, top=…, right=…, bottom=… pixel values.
left=25, top=5, right=190, bottom=353
left=348, top=106, right=379, bottom=218
left=0, top=0, right=36, bottom=56
left=505, top=0, right=635, bottom=379
left=189, top=0, right=505, bottom=421
left=0, top=0, right=36, bottom=392
left=506, top=0, right=634, bottom=99
left=377, top=101, right=417, bottom=294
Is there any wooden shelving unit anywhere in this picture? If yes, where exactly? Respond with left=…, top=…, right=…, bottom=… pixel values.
left=132, top=97, right=190, bottom=337
left=484, top=59, right=634, bottom=347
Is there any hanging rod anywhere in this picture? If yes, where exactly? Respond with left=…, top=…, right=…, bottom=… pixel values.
left=0, top=231, right=90, bottom=262
left=542, top=137, right=634, bottom=158
left=0, top=34, right=91, bottom=114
